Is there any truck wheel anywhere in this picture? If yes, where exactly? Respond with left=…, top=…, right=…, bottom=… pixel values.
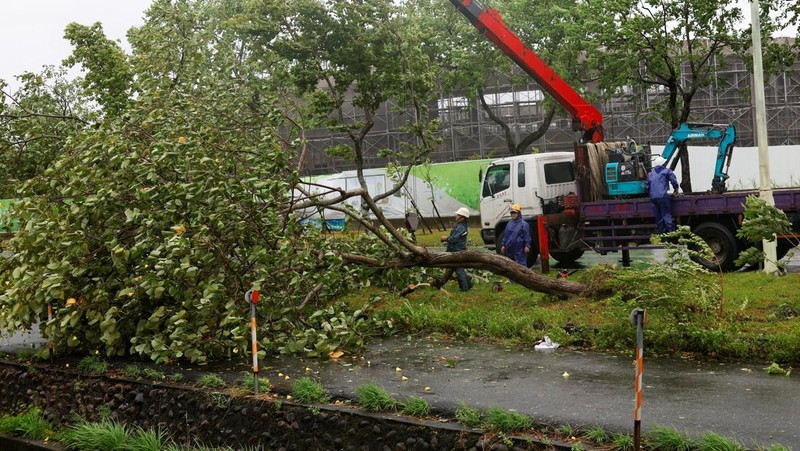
left=550, top=248, right=585, bottom=264
left=692, top=222, right=740, bottom=272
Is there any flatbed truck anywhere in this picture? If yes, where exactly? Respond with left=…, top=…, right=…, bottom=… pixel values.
left=450, top=0, right=800, bottom=271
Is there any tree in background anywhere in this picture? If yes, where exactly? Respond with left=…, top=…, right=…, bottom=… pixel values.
left=0, top=69, right=94, bottom=198
left=63, top=22, right=134, bottom=118
left=584, top=0, right=795, bottom=193
left=421, top=0, right=566, bottom=156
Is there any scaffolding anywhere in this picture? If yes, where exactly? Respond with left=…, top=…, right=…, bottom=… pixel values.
left=301, top=58, right=800, bottom=176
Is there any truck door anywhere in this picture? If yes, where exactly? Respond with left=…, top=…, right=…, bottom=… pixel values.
left=479, top=163, right=512, bottom=228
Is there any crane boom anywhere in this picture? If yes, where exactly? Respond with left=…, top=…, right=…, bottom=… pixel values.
left=449, top=0, right=603, bottom=143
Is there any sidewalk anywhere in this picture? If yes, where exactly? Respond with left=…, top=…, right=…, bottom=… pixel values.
left=266, top=336, right=799, bottom=447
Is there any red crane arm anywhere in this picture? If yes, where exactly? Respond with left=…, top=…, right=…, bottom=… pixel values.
left=449, top=0, right=603, bottom=143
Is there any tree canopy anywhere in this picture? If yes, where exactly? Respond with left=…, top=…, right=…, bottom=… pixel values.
left=0, top=0, right=795, bottom=362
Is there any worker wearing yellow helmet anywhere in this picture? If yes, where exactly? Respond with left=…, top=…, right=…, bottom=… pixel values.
left=500, top=204, right=532, bottom=266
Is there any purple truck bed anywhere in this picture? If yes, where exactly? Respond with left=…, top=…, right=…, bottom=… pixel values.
left=579, top=188, right=800, bottom=222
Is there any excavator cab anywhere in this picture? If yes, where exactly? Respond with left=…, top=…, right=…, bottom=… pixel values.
left=604, top=139, right=652, bottom=197
left=604, top=123, right=736, bottom=197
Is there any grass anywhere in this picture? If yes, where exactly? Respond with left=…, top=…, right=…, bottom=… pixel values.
left=59, top=419, right=129, bottom=450
left=354, top=382, right=397, bottom=412
left=352, top=269, right=800, bottom=364
left=124, top=364, right=142, bottom=378
left=584, top=426, right=609, bottom=444
left=125, top=426, right=169, bottom=451
left=558, top=423, right=576, bottom=437
left=611, top=433, right=634, bottom=451
left=0, top=407, right=53, bottom=439
left=400, top=396, right=431, bottom=417
left=291, top=377, right=329, bottom=403
left=482, top=407, right=532, bottom=433
left=197, top=373, right=226, bottom=389
left=241, top=372, right=270, bottom=392
left=699, top=432, right=745, bottom=451
left=455, top=402, right=481, bottom=428
left=646, top=425, right=695, bottom=450
left=76, top=356, right=108, bottom=375
left=56, top=418, right=170, bottom=451
left=142, top=368, right=165, bottom=381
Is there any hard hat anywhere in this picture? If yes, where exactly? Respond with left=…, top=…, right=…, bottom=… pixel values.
left=510, top=204, right=522, bottom=213
left=653, top=156, right=667, bottom=167
left=455, top=207, right=470, bottom=218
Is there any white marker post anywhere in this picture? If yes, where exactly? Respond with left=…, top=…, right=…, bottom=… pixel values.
left=246, top=289, right=261, bottom=394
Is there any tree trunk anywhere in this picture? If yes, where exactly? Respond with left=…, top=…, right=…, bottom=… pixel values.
left=343, top=249, right=585, bottom=298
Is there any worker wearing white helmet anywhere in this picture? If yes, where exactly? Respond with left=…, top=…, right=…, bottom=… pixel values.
left=433, top=207, right=472, bottom=292
left=646, top=156, right=680, bottom=233
left=500, top=204, right=532, bottom=266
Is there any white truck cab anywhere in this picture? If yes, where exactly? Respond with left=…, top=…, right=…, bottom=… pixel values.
left=479, top=152, right=576, bottom=245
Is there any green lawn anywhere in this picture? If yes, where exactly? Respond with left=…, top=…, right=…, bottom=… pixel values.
left=344, top=268, right=800, bottom=364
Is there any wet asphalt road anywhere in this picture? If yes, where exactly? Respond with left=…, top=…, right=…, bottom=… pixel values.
left=267, top=336, right=799, bottom=447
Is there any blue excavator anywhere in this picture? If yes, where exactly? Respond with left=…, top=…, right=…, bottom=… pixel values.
left=605, top=123, right=737, bottom=196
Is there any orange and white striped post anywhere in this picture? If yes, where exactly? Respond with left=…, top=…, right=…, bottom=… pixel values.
left=246, top=289, right=261, bottom=394
left=630, top=307, right=646, bottom=451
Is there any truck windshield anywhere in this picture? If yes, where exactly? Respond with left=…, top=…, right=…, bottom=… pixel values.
left=482, top=164, right=511, bottom=197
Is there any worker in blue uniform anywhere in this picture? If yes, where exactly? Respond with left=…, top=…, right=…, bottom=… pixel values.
left=433, top=207, right=472, bottom=292
left=500, top=204, right=531, bottom=266
left=646, top=156, right=680, bottom=233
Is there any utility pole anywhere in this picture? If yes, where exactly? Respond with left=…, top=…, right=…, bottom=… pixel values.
left=750, top=0, right=779, bottom=274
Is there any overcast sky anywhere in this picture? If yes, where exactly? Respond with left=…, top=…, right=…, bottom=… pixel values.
left=1, top=0, right=152, bottom=90
left=0, top=0, right=793, bottom=92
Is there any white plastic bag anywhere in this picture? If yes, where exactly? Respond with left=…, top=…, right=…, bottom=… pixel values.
left=534, top=335, right=560, bottom=351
